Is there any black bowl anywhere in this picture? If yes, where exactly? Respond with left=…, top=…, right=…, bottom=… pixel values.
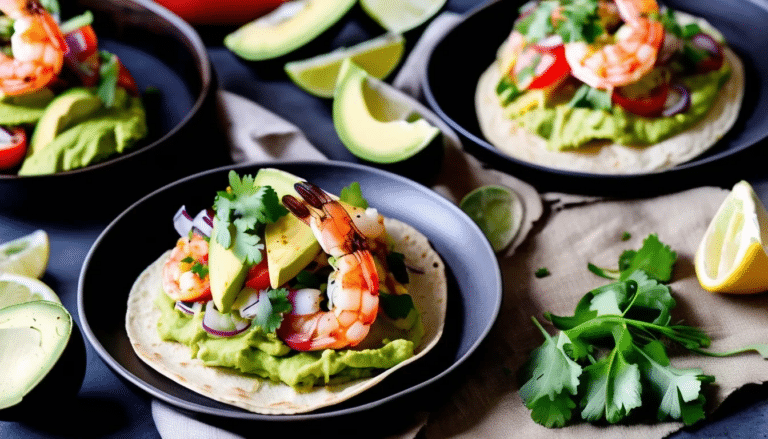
left=424, top=0, right=768, bottom=196
left=78, top=161, right=502, bottom=423
left=0, top=0, right=228, bottom=216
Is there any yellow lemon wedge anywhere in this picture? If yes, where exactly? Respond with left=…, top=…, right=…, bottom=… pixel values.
left=694, top=180, right=768, bottom=294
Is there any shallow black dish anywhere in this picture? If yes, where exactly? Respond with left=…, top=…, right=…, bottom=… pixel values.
left=78, top=161, right=502, bottom=422
left=0, top=0, right=226, bottom=216
left=424, top=0, right=768, bottom=196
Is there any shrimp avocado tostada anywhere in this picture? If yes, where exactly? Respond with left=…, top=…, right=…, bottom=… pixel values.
left=475, top=0, right=744, bottom=174
left=125, top=168, right=447, bottom=414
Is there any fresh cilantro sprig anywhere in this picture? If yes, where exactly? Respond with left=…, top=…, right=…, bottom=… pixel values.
left=515, top=0, right=603, bottom=44
left=256, top=288, right=292, bottom=333
left=213, top=171, right=288, bottom=265
left=519, top=234, right=768, bottom=428
left=339, top=182, right=369, bottom=209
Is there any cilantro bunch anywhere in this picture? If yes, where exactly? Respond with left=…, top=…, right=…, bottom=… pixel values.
left=213, top=171, right=288, bottom=264
left=515, top=0, right=603, bottom=44
left=520, top=234, right=768, bottom=428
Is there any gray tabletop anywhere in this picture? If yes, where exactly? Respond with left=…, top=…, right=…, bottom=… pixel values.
left=3, top=0, right=768, bottom=437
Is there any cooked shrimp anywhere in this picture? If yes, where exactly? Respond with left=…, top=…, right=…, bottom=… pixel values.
left=279, top=182, right=381, bottom=351
left=162, top=233, right=212, bottom=302
left=0, top=0, right=65, bottom=96
left=564, top=0, right=663, bottom=89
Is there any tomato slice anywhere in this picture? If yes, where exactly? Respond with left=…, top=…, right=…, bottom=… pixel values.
left=0, top=127, right=27, bottom=170
left=612, top=82, right=670, bottom=118
left=64, top=25, right=100, bottom=87
left=116, top=58, right=139, bottom=96
left=245, top=255, right=270, bottom=290
left=513, top=44, right=570, bottom=90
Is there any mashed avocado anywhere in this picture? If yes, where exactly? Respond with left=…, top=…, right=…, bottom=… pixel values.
left=17, top=87, right=147, bottom=175
left=154, top=291, right=417, bottom=388
left=506, top=63, right=732, bottom=151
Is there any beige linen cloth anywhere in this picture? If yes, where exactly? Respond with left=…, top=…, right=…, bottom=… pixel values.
left=153, top=12, right=768, bottom=439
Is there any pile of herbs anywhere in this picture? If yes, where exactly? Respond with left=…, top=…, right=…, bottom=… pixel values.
left=519, top=234, right=768, bottom=428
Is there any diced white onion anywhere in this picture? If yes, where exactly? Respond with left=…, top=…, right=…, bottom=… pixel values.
left=240, top=289, right=273, bottom=321
left=291, top=288, right=322, bottom=315
left=202, top=301, right=251, bottom=337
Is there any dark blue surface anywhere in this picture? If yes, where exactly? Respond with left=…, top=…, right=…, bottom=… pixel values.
left=3, top=0, right=768, bottom=437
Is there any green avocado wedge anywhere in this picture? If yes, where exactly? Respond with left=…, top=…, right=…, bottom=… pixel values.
left=224, top=0, right=356, bottom=61
left=0, top=301, right=86, bottom=420
left=0, top=88, right=55, bottom=126
left=28, top=87, right=102, bottom=157
left=333, top=59, right=440, bottom=164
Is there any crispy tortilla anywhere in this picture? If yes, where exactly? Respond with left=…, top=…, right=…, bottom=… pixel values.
left=125, top=217, right=446, bottom=415
left=475, top=17, right=745, bottom=174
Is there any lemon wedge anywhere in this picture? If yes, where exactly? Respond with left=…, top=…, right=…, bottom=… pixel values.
left=694, top=181, right=768, bottom=294
left=0, top=230, right=49, bottom=279
left=0, top=273, right=60, bottom=309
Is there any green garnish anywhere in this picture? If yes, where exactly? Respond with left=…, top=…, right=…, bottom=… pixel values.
left=516, top=0, right=603, bottom=44
left=190, top=261, right=208, bottom=279
left=257, top=288, right=292, bottom=333
left=379, top=291, right=415, bottom=320
left=213, top=171, right=288, bottom=265
left=535, top=267, right=551, bottom=278
left=568, top=84, right=612, bottom=111
left=59, top=10, right=93, bottom=35
left=295, top=270, right=321, bottom=289
left=519, top=234, right=768, bottom=428
left=339, top=182, right=369, bottom=209
left=3, top=243, right=27, bottom=256
left=621, top=232, right=632, bottom=241
left=97, top=51, right=119, bottom=107
left=496, top=76, right=522, bottom=105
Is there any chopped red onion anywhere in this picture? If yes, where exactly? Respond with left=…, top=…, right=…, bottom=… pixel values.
left=239, top=289, right=273, bottom=321
left=662, top=84, right=691, bottom=117
left=202, top=301, right=251, bottom=337
left=175, top=301, right=203, bottom=315
left=191, top=209, right=214, bottom=237
left=405, top=264, right=425, bottom=275
left=691, top=33, right=722, bottom=56
left=534, top=34, right=563, bottom=52
left=173, top=205, right=194, bottom=237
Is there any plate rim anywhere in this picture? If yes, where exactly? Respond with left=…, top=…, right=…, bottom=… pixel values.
left=77, top=159, right=503, bottom=421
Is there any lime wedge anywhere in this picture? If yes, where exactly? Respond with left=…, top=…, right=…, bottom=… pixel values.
left=459, top=185, right=523, bottom=252
left=285, top=33, right=406, bottom=98
left=360, top=0, right=447, bottom=34
left=0, top=273, right=60, bottom=309
left=0, top=230, right=49, bottom=279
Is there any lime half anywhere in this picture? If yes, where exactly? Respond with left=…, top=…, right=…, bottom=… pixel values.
left=0, top=273, right=60, bottom=309
left=285, top=33, right=405, bottom=98
left=460, top=185, right=523, bottom=252
left=0, top=230, right=49, bottom=279
left=360, top=0, right=447, bottom=34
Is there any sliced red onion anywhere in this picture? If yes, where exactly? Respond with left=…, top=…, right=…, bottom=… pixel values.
left=191, top=209, right=214, bottom=237
left=662, top=84, right=691, bottom=117
left=173, top=205, right=194, bottom=237
left=239, top=289, right=273, bottom=321
left=175, top=301, right=203, bottom=315
left=691, top=33, right=722, bottom=57
left=289, top=288, right=322, bottom=315
left=534, top=34, right=563, bottom=52
left=202, top=301, right=251, bottom=337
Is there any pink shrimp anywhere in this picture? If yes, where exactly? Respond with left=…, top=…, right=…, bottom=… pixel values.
left=0, top=0, right=65, bottom=96
left=278, top=182, right=380, bottom=351
left=162, top=233, right=212, bottom=302
left=564, top=0, right=663, bottom=90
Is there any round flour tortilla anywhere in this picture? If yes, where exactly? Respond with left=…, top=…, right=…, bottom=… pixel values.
left=475, top=17, right=745, bottom=174
left=125, top=217, right=447, bottom=415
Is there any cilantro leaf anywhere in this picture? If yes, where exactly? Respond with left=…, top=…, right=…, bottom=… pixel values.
left=568, top=84, right=612, bottom=111
left=190, top=261, right=208, bottom=279
left=515, top=1, right=557, bottom=42
left=339, top=182, right=369, bottom=209
left=619, top=234, right=677, bottom=282
left=580, top=326, right=642, bottom=423
left=519, top=319, right=582, bottom=427
left=622, top=270, right=675, bottom=326
left=255, top=288, right=291, bottom=333
left=379, top=291, right=415, bottom=320
left=97, top=51, right=119, bottom=107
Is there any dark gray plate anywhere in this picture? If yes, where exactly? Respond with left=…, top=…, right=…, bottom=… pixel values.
left=78, top=161, right=502, bottom=421
left=424, top=0, right=768, bottom=196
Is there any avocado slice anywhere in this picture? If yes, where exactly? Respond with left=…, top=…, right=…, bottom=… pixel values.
left=0, top=88, right=55, bottom=126
left=28, top=87, right=102, bottom=157
left=0, top=301, right=84, bottom=415
left=224, top=0, right=356, bottom=61
left=333, top=59, right=440, bottom=164
left=209, top=221, right=250, bottom=314
left=253, top=168, right=321, bottom=289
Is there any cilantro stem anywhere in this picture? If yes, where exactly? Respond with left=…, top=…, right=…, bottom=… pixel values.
left=689, top=344, right=768, bottom=359
left=587, top=263, right=620, bottom=280
left=531, top=316, right=553, bottom=341
left=565, top=315, right=710, bottom=350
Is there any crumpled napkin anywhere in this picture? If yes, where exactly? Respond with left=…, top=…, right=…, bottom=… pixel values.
left=152, top=11, right=544, bottom=439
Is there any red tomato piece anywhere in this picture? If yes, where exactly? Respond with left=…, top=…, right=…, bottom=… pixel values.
left=0, top=127, right=27, bottom=170
left=245, top=256, right=270, bottom=290
left=697, top=53, right=724, bottom=74
left=64, top=25, right=100, bottom=87
left=612, top=83, right=670, bottom=118
left=154, top=0, right=286, bottom=25
left=116, top=58, right=139, bottom=96
left=513, top=44, right=570, bottom=90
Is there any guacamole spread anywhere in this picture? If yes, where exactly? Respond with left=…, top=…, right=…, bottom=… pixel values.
left=18, top=87, right=147, bottom=175
left=0, top=89, right=56, bottom=126
left=506, top=63, right=732, bottom=151
left=155, top=290, right=418, bottom=388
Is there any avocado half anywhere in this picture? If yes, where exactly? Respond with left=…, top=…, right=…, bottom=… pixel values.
left=0, top=301, right=86, bottom=421
left=224, top=0, right=357, bottom=61
left=333, top=59, right=443, bottom=182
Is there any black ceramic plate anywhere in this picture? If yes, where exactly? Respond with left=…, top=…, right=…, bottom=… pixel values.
left=78, top=161, right=502, bottom=421
left=424, top=0, right=768, bottom=196
left=0, top=0, right=226, bottom=214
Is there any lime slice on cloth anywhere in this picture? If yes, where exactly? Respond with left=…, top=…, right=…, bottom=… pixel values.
left=0, top=273, right=60, bottom=309
left=459, top=185, right=523, bottom=252
left=0, top=230, right=49, bottom=279
left=360, top=0, right=447, bottom=34
left=285, top=33, right=406, bottom=98
left=695, top=180, right=768, bottom=294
